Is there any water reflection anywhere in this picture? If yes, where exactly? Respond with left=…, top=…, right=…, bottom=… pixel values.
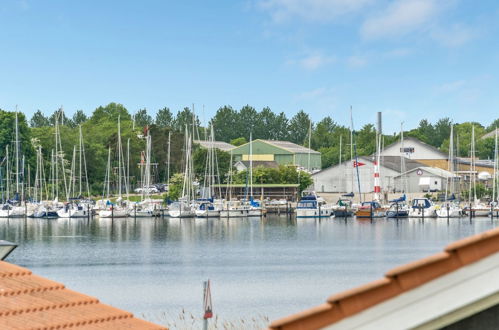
left=1, top=216, right=498, bottom=322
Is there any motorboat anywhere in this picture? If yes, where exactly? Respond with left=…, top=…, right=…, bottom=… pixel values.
left=386, top=195, right=409, bottom=218
left=409, top=198, right=437, bottom=218
left=295, top=192, right=333, bottom=218
left=355, top=201, right=387, bottom=219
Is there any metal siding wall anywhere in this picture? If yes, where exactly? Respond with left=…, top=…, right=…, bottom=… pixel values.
left=274, top=154, right=293, bottom=165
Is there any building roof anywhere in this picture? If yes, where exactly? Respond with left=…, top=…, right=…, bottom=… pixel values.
left=194, top=140, right=235, bottom=152
left=312, top=155, right=425, bottom=176
left=235, top=160, right=280, bottom=169
left=382, top=136, right=448, bottom=158
left=269, top=226, right=499, bottom=330
left=396, top=166, right=459, bottom=179
left=259, top=140, right=320, bottom=154
left=0, top=261, right=166, bottom=329
left=481, top=128, right=498, bottom=140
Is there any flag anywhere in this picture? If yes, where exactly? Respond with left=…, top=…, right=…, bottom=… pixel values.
left=353, top=161, right=365, bottom=167
left=203, top=280, right=213, bottom=319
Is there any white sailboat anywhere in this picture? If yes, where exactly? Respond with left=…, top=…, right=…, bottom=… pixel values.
left=195, top=125, right=222, bottom=218
left=98, top=117, right=129, bottom=218
left=437, top=125, right=462, bottom=218
left=58, top=126, right=93, bottom=218
left=463, top=126, right=490, bottom=217
left=169, top=128, right=196, bottom=218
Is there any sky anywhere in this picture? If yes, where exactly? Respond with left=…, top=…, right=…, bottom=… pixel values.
left=1, top=0, right=499, bottom=134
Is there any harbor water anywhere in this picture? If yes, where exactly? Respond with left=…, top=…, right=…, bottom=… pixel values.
left=1, top=215, right=498, bottom=325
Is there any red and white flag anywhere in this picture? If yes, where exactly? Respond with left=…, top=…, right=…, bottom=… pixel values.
left=353, top=161, right=365, bottom=167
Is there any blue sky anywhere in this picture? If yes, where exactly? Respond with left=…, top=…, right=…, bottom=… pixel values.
left=1, top=0, right=498, bottom=133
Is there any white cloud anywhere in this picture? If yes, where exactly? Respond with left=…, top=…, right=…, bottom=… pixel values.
left=439, top=79, right=466, bottom=92
left=361, top=0, right=439, bottom=40
left=431, top=24, right=474, bottom=47
left=384, top=48, right=412, bottom=58
left=347, top=55, right=367, bottom=68
left=258, top=0, right=373, bottom=23
left=287, top=53, right=335, bottom=70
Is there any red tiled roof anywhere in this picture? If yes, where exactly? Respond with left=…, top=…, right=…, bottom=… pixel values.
left=0, top=261, right=166, bottom=330
left=269, top=227, right=499, bottom=330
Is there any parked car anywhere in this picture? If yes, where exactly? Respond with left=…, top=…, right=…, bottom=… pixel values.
left=134, top=186, right=159, bottom=194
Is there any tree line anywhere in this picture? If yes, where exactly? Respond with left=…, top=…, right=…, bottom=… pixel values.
left=0, top=103, right=497, bottom=196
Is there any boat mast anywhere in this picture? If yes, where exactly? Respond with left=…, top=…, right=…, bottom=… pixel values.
left=400, top=122, right=407, bottom=193
left=493, top=128, right=498, bottom=204
left=5, top=146, right=9, bottom=200
left=15, top=110, right=20, bottom=196
left=307, top=120, right=312, bottom=172
left=249, top=132, right=253, bottom=197
left=167, top=131, right=171, bottom=187
left=350, top=107, right=362, bottom=202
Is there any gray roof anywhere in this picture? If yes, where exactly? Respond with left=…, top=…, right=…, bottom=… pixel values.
left=381, top=136, right=448, bottom=158
left=481, top=129, right=498, bottom=140
left=396, top=166, right=459, bottom=179
left=194, top=140, right=235, bottom=152
left=260, top=140, right=320, bottom=154
left=312, top=155, right=425, bottom=175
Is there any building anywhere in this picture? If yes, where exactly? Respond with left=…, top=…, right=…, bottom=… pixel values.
left=0, top=261, right=165, bottom=329
left=212, top=183, right=299, bottom=201
left=229, top=140, right=321, bottom=171
left=311, top=155, right=425, bottom=193
left=394, top=166, right=459, bottom=193
left=193, top=140, right=235, bottom=152
left=269, top=226, right=499, bottom=330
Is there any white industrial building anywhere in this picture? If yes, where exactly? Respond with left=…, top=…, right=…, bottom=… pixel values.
left=311, top=155, right=424, bottom=193
left=394, top=167, right=459, bottom=193
left=312, top=137, right=457, bottom=194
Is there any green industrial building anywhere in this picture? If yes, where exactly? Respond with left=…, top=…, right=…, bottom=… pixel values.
left=229, top=139, right=321, bottom=171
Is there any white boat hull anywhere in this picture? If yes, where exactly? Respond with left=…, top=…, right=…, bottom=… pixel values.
left=98, top=208, right=128, bottom=218
left=296, top=208, right=332, bottom=218
left=409, top=207, right=437, bottom=218
left=195, top=209, right=220, bottom=217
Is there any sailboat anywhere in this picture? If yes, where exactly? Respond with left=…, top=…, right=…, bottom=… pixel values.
left=98, top=117, right=129, bottom=218
left=129, top=129, right=161, bottom=217
left=437, top=125, right=462, bottom=218
left=58, top=125, right=93, bottom=218
left=195, top=125, right=223, bottom=218
left=355, top=122, right=387, bottom=218
left=463, top=126, right=490, bottom=217
left=0, top=111, right=27, bottom=218
left=387, top=123, right=409, bottom=218
left=169, top=128, right=196, bottom=218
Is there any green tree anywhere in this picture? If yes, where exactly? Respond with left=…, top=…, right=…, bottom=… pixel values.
left=89, top=103, right=132, bottom=124
left=230, top=137, right=247, bottom=146
left=155, top=107, right=173, bottom=128
left=289, top=110, right=312, bottom=145
left=134, top=108, right=153, bottom=128
left=173, top=107, right=200, bottom=134
left=72, top=110, right=88, bottom=126
left=49, top=108, right=73, bottom=127
left=238, top=105, right=259, bottom=140
left=433, top=117, right=452, bottom=148
left=211, top=105, right=238, bottom=142
left=30, top=110, right=50, bottom=127
left=166, top=173, right=183, bottom=201
left=355, top=124, right=377, bottom=156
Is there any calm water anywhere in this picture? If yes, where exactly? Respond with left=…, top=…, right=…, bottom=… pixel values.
left=1, top=216, right=498, bottom=325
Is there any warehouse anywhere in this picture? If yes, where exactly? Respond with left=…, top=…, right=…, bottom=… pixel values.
left=311, top=155, right=425, bottom=193
left=229, top=139, right=321, bottom=171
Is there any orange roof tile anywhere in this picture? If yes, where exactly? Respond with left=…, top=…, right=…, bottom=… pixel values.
left=269, top=226, right=499, bottom=330
left=0, top=261, right=166, bottom=330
